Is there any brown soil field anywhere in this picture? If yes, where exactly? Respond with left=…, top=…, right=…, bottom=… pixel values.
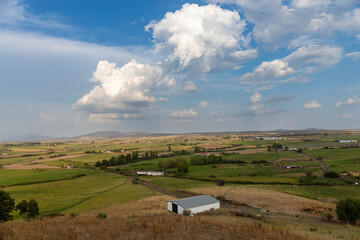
left=350, top=171, right=360, bottom=176
left=0, top=194, right=317, bottom=240
left=275, top=157, right=309, bottom=163
left=3, top=163, right=60, bottom=170
left=189, top=186, right=335, bottom=217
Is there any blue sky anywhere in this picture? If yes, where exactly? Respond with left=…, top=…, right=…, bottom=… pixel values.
left=0, top=0, right=360, bottom=139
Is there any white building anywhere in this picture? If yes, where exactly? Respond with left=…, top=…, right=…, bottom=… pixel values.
left=168, top=195, right=220, bottom=215
left=339, top=140, right=358, bottom=143
left=136, top=171, right=164, bottom=176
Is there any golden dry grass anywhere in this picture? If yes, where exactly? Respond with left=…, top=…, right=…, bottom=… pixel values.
left=3, top=164, right=60, bottom=170
left=0, top=194, right=317, bottom=240
left=189, top=186, right=335, bottom=217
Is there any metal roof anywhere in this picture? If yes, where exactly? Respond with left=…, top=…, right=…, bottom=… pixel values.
left=170, top=195, right=219, bottom=209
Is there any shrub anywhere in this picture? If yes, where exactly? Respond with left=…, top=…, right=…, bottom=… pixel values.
left=251, top=160, right=268, bottom=164
left=336, top=198, right=360, bottom=225
left=96, top=213, right=107, bottom=219
left=324, top=171, right=339, bottom=178
left=183, top=210, right=191, bottom=216
left=216, top=179, right=225, bottom=186
left=324, top=213, right=333, bottom=221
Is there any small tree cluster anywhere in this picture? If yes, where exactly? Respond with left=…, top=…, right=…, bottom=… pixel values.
left=267, top=143, right=283, bottom=152
left=16, top=199, right=39, bottom=219
left=176, top=158, right=188, bottom=174
left=190, top=154, right=222, bottom=165
left=324, top=171, right=340, bottom=178
left=0, top=190, right=39, bottom=222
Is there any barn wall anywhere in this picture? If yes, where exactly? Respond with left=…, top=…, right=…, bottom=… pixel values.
left=167, top=202, right=172, bottom=211
left=187, top=203, right=220, bottom=214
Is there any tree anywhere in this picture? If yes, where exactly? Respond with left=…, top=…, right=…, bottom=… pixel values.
left=0, top=190, right=15, bottom=222
left=194, top=146, right=200, bottom=153
left=16, top=199, right=39, bottom=219
left=324, top=171, right=339, bottom=178
left=28, top=199, right=39, bottom=219
left=16, top=200, right=28, bottom=215
left=336, top=198, right=360, bottom=225
left=176, top=158, right=188, bottom=174
left=168, top=145, right=172, bottom=151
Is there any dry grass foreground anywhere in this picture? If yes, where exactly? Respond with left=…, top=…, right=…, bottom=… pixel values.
left=189, top=186, right=335, bottom=217
left=0, top=194, right=316, bottom=240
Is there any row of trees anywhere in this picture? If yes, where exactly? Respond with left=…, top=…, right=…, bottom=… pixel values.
left=190, top=155, right=223, bottom=165
left=95, top=151, right=160, bottom=168
left=158, top=158, right=188, bottom=174
left=0, top=190, right=39, bottom=222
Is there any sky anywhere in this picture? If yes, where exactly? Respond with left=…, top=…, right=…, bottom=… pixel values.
left=0, top=0, right=360, bottom=139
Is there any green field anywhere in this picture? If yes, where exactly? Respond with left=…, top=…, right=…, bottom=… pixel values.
left=141, top=176, right=215, bottom=190
left=5, top=171, right=153, bottom=215
left=0, top=169, right=96, bottom=186
left=256, top=184, right=360, bottom=200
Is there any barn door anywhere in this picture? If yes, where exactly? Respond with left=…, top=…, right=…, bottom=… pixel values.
left=172, top=203, right=178, bottom=213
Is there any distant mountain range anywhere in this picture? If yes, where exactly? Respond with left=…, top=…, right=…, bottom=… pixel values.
left=0, top=128, right=353, bottom=142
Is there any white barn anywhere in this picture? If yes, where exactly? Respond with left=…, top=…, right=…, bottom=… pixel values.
left=168, top=195, right=220, bottom=215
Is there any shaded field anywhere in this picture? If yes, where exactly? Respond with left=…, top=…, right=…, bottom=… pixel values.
left=0, top=169, right=95, bottom=186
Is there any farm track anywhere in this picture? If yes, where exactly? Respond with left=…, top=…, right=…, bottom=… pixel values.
left=300, top=152, right=359, bottom=184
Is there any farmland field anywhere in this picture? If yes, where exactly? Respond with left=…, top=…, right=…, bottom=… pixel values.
left=0, top=168, right=96, bottom=186
left=5, top=171, right=153, bottom=215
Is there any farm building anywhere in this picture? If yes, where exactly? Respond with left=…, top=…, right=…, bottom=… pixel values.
left=168, top=195, right=220, bottom=215
left=280, top=165, right=302, bottom=169
left=339, top=140, right=358, bottom=143
left=136, top=170, right=164, bottom=176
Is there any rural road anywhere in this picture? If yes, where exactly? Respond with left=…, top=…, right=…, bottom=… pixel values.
left=300, top=152, right=358, bottom=185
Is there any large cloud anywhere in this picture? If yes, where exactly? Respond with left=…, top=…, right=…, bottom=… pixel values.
left=209, top=0, right=360, bottom=48
left=74, top=60, right=175, bottom=114
left=240, top=45, right=343, bottom=85
left=146, top=3, right=257, bottom=74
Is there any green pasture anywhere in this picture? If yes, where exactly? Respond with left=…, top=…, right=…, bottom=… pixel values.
left=0, top=169, right=95, bottom=186
left=5, top=171, right=151, bottom=215
left=141, top=176, right=214, bottom=190
left=256, top=184, right=360, bottom=200
left=64, top=182, right=154, bottom=214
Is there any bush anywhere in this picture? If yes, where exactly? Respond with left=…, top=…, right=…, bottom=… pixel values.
left=336, top=198, right=360, bottom=225
left=324, top=171, right=339, bottom=178
left=183, top=210, right=191, bottom=216
left=251, top=160, right=268, bottom=164
left=96, top=213, right=107, bottom=219
left=324, top=213, right=333, bottom=221
left=216, top=179, right=225, bottom=186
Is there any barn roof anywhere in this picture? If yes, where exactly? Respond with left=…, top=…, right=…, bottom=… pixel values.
left=170, top=195, right=219, bottom=209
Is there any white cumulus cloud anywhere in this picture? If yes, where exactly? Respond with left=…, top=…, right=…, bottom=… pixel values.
left=199, top=101, right=209, bottom=107
left=171, top=108, right=198, bottom=122
left=74, top=60, right=175, bottom=115
left=209, top=0, right=360, bottom=49
left=304, top=100, right=322, bottom=109
left=335, top=95, right=360, bottom=107
left=183, top=81, right=197, bottom=92
left=146, top=3, right=257, bottom=74
left=240, top=45, right=343, bottom=85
